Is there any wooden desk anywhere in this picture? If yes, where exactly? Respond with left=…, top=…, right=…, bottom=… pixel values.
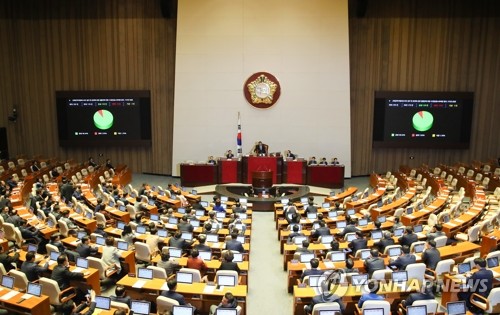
left=324, top=187, right=358, bottom=205
left=370, top=187, right=416, bottom=221
left=345, top=186, right=386, bottom=211
left=283, top=160, right=307, bottom=184
left=481, top=230, right=500, bottom=256
left=180, top=163, right=218, bottom=187
left=0, top=286, right=50, bottom=315
left=117, top=275, right=247, bottom=315
left=400, top=192, right=449, bottom=226
left=442, top=192, right=486, bottom=237
left=219, top=159, right=242, bottom=184
left=307, top=165, right=345, bottom=188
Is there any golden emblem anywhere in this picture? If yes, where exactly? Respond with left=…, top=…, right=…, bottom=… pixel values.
left=246, top=74, right=278, bottom=104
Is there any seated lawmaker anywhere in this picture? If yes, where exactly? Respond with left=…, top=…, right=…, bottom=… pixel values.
left=308, top=157, right=318, bottom=165
left=225, top=150, right=235, bottom=159
left=331, top=157, right=340, bottom=165
left=253, top=141, right=268, bottom=156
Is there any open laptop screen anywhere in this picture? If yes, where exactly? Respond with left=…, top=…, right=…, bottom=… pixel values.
left=406, top=305, right=427, bottom=315
left=130, top=300, right=151, bottom=315
left=200, top=201, right=209, bottom=207
left=371, top=231, right=383, bottom=240
left=308, top=275, right=327, bottom=287
left=138, top=268, right=153, bottom=280
left=1, top=275, right=14, bottom=289
left=457, top=262, right=471, bottom=274
left=351, top=274, right=369, bottom=286
left=206, top=234, right=219, bottom=243
left=95, top=296, right=111, bottom=310
left=95, top=236, right=106, bottom=245
left=173, top=305, right=195, bottom=315
left=300, top=253, right=315, bottom=263
left=169, top=248, right=182, bottom=258
left=199, top=251, right=212, bottom=261
left=27, top=243, right=38, bottom=253
left=320, top=235, right=334, bottom=244
left=413, top=225, right=423, bottom=233
left=336, top=220, right=347, bottom=228
left=329, top=251, right=346, bottom=262
left=217, top=274, right=236, bottom=286
left=27, top=282, right=42, bottom=296
left=176, top=272, right=193, bottom=284
left=233, top=253, right=243, bottom=262
left=447, top=301, right=466, bottom=315
left=322, top=202, right=331, bottom=209
left=392, top=271, right=408, bottom=282
left=215, top=309, right=237, bottom=315
left=393, top=228, right=404, bottom=237
left=50, top=251, right=60, bottom=261
left=413, top=243, right=425, bottom=253
left=388, top=247, right=402, bottom=257
left=363, top=308, right=384, bottom=315
left=487, top=257, right=499, bottom=268
left=76, top=257, right=89, bottom=269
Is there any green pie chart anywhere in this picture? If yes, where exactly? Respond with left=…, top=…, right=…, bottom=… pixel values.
left=93, top=109, right=114, bottom=130
left=412, top=111, right=433, bottom=132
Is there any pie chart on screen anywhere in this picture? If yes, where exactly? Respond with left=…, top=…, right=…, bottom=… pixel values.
left=93, top=109, right=114, bottom=130
left=412, top=111, right=433, bottom=132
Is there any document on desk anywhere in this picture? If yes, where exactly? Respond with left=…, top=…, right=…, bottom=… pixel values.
left=455, top=219, right=465, bottom=223
left=160, top=282, right=170, bottom=291
left=0, top=290, right=19, bottom=300
left=323, top=262, right=335, bottom=269
left=133, top=280, right=147, bottom=288
left=203, top=285, right=216, bottom=294
left=21, top=293, right=34, bottom=299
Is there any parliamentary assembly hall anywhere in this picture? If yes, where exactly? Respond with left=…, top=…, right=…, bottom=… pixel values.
left=0, top=0, right=499, bottom=314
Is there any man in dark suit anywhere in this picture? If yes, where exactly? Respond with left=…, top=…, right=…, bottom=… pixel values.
left=60, top=179, right=75, bottom=205
left=304, top=199, right=318, bottom=216
left=338, top=216, right=358, bottom=238
left=349, top=231, right=368, bottom=253
left=218, top=251, right=241, bottom=274
left=426, top=224, right=447, bottom=242
left=364, top=249, right=386, bottom=277
left=402, top=280, right=434, bottom=309
left=21, top=251, right=49, bottom=282
left=253, top=141, right=267, bottom=155
left=288, top=224, right=304, bottom=243
left=389, top=245, right=416, bottom=270
left=399, top=227, right=418, bottom=247
left=422, top=240, right=441, bottom=270
left=110, top=285, right=131, bottom=306
left=312, top=221, right=331, bottom=238
left=296, top=240, right=313, bottom=254
left=76, top=237, right=98, bottom=258
left=168, top=230, right=192, bottom=250
left=51, top=254, right=85, bottom=290
left=225, top=232, right=245, bottom=253
left=301, top=258, right=324, bottom=280
left=194, top=235, right=211, bottom=252
left=458, top=258, right=494, bottom=312
left=285, top=150, right=296, bottom=160
left=375, top=231, right=395, bottom=253
left=0, top=246, right=19, bottom=272
left=308, top=157, right=318, bottom=165
left=161, top=279, right=191, bottom=305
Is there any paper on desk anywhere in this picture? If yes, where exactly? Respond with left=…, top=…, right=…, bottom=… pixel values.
left=0, top=290, right=19, bottom=300
left=323, top=262, right=335, bottom=269
left=160, top=282, right=170, bottom=291
left=21, top=294, right=34, bottom=299
left=304, top=263, right=311, bottom=269
left=133, top=280, right=147, bottom=288
left=203, top=285, right=216, bottom=294
left=73, top=267, right=84, bottom=273
left=211, top=243, right=220, bottom=248
left=447, top=223, right=457, bottom=227
left=455, top=219, right=465, bottom=223
left=49, top=260, right=58, bottom=266
left=466, top=211, right=476, bottom=216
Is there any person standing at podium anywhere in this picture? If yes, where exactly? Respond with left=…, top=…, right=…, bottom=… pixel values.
left=253, top=141, right=267, bottom=156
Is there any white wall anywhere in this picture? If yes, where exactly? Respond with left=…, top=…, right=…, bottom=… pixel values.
left=172, top=0, right=351, bottom=177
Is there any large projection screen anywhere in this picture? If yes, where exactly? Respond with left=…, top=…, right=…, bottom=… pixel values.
left=172, top=0, right=351, bottom=177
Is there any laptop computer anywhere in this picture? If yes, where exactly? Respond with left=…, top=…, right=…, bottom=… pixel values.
left=137, top=268, right=153, bottom=280
left=216, top=212, right=226, bottom=219
left=195, top=210, right=205, bottom=217
left=108, top=200, right=115, bottom=207
left=320, top=235, right=334, bottom=244
left=360, top=250, right=371, bottom=260
left=221, top=196, right=228, bottom=203
left=336, top=220, right=347, bottom=229
left=308, top=275, right=327, bottom=287
left=236, top=236, right=245, bottom=243
left=217, top=274, right=236, bottom=287
left=172, top=305, right=195, bottom=315
left=181, top=232, right=193, bottom=241
left=388, top=247, right=402, bottom=257
left=200, top=201, right=209, bottom=207
left=136, top=225, right=147, bottom=234
left=377, top=216, right=386, bottom=223
left=371, top=230, right=383, bottom=240
left=159, top=190, right=165, bottom=196
left=351, top=274, right=369, bottom=286
left=158, top=229, right=168, bottom=238
left=206, top=234, right=219, bottom=243
left=457, top=262, right=471, bottom=274
left=487, top=257, right=499, bottom=268
left=150, top=214, right=159, bottom=222
left=49, top=251, right=60, bottom=261
left=119, top=205, right=126, bottom=211
left=413, top=225, right=423, bottom=233
left=239, top=198, right=247, bottom=205
left=328, top=211, right=338, bottom=218
left=117, top=240, right=129, bottom=251
left=347, top=209, right=355, bottom=216
left=26, top=282, right=42, bottom=297
left=293, top=236, right=308, bottom=245
left=168, top=217, right=179, bottom=225
left=346, top=234, right=357, bottom=242
left=148, top=199, right=155, bottom=206
left=191, top=189, right=197, bottom=195
left=177, top=208, right=186, bottom=214
left=300, top=253, right=315, bottom=263
left=95, top=236, right=106, bottom=246
left=176, top=272, right=194, bottom=284
left=413, top=243, right=425, bottom=254
left=307, top=213, right=317, bottom=220
left=281, top=199, right=289, bottom=205
left=27, top=243, right=38, bottom=253
left=358, top=218, right=368, bottom=226
left=322, top=202, right=331, bottom=209
left=447, top=301, right=467, bottom=315
left=95, top=296, right=111, bottom=310
left=363, top=308, right=384, bottom=315
left=392, top=270, right=408, bottom=282
left=130, top=300, right=151, bottom=315
left=191, top=220, right=200, bottom=228
left=329, top=251, right=346, bottom=262
left=199, top=251, right=212, bottom=261
left=76, top=257, right=89, bottom=269
left=169, top=248, right=182, bottom=258
left=406, top=207, right=414, bottom=215
left=406, top=305, right=427, bottom=315
left=215, top=309, right=238, bottom=315
left=77, top=231, right=87, bottom=239
left=393, top=228, right=404, bottom=237
left=1, top=275, right=14, bottom=289
left=233, top=253, right=243, bottom=262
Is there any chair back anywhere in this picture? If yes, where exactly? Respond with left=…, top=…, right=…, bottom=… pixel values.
left=46, top=243, right=60, bottom=255
left=9, top=269, right=28, bottom=290
left=0, top=264, right=6, bottom=277
left=434, top=235, right=448, bottom=248
left=111, top=301, right=130, bottom=313
left=413, top=299, right=439, bottom=314
left=58, top=220, right=70, bottom=237
left=312, top=302, right=341, bottom=315
left=147, top=265, right=167, bottom=279
left=467, top=225, right=481, bottom=242
left=95, top=212, right=107, bottom=226
left=179, top=268, right=202, bottom=283
left=135, top=242, right=152, bottom=263
left=361, top=300, right=391, bottom=315
left=215, top=270, right=239, bottom=286
left=435, top=259, right=455, bottom=276
left=371, top=269, right=388, bottom=281
left=87, top=256, right=106, bottom=279
left=156, top=296, right=179, bottom=313
left=39, top=277, right=63, bottom=305
left=3, top=223, right=16, bottom=241
left=406, top=263, right=426, bottom=284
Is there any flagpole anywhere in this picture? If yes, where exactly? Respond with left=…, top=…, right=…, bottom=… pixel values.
left=237, top=112, right=242, bottom=157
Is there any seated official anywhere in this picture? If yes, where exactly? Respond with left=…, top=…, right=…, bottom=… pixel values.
left=364, top=249, right=386, bottom=277
left=458, top=258, right=494, bottom=313
left=331, top=157, right=340, bottom=165
left=212, top=198, right=226, bottom=213
left=358, top=280, right=384, bottom=307
left=388, top=245, right=416, bottom=270
left=110, top=285, right=131, bottom=307
left=301, top=258, right=324, bottom=280
left=422, top=240, right=440, bottom=270
left=0, top=246, right=19, bottom=272
left=209, top=292, right=238, bottom=315
left=288, top=225, right=304, bottom=243
left=253, top=141, right=268, bottom=156
left=187, top=249, right=208, bottom=277
left=319, top=157, right=328, bottom=165
left=349, top=231, right=368, bottom=253
left=225, top=232, right=245, bottom=253
left=427, top=223, right=447, bottom=242
left=21, top=251, right=49, bottom=282
left=304, top=270, right=345, bottom=314
left=76, top=236, right=98, bottom=258
left=343, top=258, right=359, bottom=273
left=208, top=156, right=217, bottom=165
left=219, top=251, right=241, bottom=274
left=161, top=279, right=198, bottom=311
left=312, top=221, right=331, bottom=238
left=296, top=240, right=313, bottom=254
left=285, top=150, right=296, bottom=160
left=168, top=230, right=192, bottom=250
left=400, top=280, right=434, bottom=313
left=225, top=150, right=235, bottom=159
left=399, top=227, right=418, bottom=247
left=52, top=254, right=87, bottom=305
left=308, top=157, right=317, bottom=165
left=157, top=247, right=180, bottom=277
left=194, top=235, right=211, bottom=252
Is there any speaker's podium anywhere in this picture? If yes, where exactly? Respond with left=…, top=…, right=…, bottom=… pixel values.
left=242, top=156, right=282, bottom=184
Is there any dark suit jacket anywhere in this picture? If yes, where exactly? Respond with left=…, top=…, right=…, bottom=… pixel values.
left=219, top=261, right=241, bottom=274
left=194, top=244, right=211, bottom=252
left=161, top=290, right=187, bottom=305
left=302, top=268, right=324, bottom=280
left=375, top=238, right=395, bottom=253
left=0, top=252, right=19, bottom=272
left=168, top=237, right=189, bottom=249
left=364, top=257, right=386, bottom=276
left=467, top=268, right=494, bottom=297
left=51, top=264, right=85, bottom=290
left=225, top=240, right=245, bottom=253
left=405, top=292, right=434, bottom=306
left=110, top=295, right=132, bottom=306
left=312, top=227, right=331, bottom=238
left=21, top=260, right=48, bottom=282
left=72, top=302, right=96, bottom=315
left=389, top=254, right=416, bottom=270
left=349, top=238, right=368, bottom=253
left=339, top=225, right=358, bottom=237
left=76, top=244, right=98, bottom=258
left=422, top=248, right=441, bottom=269
left=399, top=233, right=418, bottom=247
